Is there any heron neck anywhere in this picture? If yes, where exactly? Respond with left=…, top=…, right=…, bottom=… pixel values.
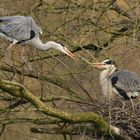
left=100, top=66, right=116, bottom=83
left=30, top=37, right=52, bottom=50
left=99, top=66, right=116, bottom=98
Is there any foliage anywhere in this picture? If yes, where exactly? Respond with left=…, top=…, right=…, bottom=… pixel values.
left=0, top=0, right=140, bottom=140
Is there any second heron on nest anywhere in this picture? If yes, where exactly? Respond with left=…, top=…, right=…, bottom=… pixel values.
left=93, top=59, right=140, bottom=101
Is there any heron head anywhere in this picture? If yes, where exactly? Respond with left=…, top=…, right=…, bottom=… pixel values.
left=47, top=41, right=75, bottom=59
left=92, top=59, right=116, bottom=70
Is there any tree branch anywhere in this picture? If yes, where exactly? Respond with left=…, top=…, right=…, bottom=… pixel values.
left=0, top=79, right=130, bottom=139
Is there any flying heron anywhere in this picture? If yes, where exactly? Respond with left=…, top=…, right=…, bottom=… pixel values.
left=92, top=59, right=140, bottom=102
left=0, top=16, right=75, bottom=59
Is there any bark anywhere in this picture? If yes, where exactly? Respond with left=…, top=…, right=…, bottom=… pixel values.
left=0, top=79, right=131, bottom=140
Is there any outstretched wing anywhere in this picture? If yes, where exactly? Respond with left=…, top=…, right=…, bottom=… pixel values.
left=0, top=16, right=42, bottom=42
left=109, top=70, right=140, bottom=99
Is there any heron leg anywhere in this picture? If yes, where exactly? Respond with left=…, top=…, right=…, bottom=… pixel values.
left=21, top=48, right=35, bottom=72
left=21, top=47, right=30, bottom=65
left=121, top=102, right=126, bottom=110
left=6, top=40, right=18, bottom=50
left=5, top=44, right=14, bottom=65
left=130, top=98, right=135, bottom=111
left=5, top=40, right=18, bottom=65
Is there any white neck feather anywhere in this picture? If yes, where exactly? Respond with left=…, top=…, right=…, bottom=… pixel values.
left=100, top=65, right=116, bottom=84
left=29, top=37, right=58, bottom=51
left=100, top=65, right=116, bottom=97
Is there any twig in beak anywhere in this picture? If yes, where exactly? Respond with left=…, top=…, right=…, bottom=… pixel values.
left=64, top=47, right=75, bottom=59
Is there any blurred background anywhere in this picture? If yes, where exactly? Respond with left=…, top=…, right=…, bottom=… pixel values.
left=0, top=0, right=140, bottom=139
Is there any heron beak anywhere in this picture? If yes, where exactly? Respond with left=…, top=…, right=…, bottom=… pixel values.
left=92, top=63, right=104, bottom=69
left=63, top=47, right=75, bottom=59
left=39, top=30, right=43, bottom=35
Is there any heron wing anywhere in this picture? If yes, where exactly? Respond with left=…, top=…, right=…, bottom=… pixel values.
left=0, top=16, right=42, bottom=42
left=110, top=70, right=140, bottom=92
left=0, top=16, right=24, bottom=23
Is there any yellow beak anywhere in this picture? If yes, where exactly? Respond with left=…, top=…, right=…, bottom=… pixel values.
left=63, top=47, right=75, bottom=59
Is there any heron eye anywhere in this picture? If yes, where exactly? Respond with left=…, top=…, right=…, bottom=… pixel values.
left=57, top=42, right=64, bottom=46
left=104, top=60, right=114, bottom=65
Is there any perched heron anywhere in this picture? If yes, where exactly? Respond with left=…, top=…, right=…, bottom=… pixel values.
left=92, top=59, right=140, bottom=101
left=0, top=16, right=74, bottom=59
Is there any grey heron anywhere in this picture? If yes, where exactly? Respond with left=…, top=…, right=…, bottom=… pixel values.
left=92, top=59, right=140, bottom=100
left=0, top=16, right=75, bottom=59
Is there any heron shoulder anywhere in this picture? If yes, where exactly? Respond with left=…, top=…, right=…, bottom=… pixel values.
left=110, top=70, right=140, bottom=80
left=110, top=70, right=140, bottom=91
left=109, top=70, right=140, bottom=99
left=0, top=15, right=42, bottom=42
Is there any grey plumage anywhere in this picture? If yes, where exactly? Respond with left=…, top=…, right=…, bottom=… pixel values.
left=110, top=70, right=140, bottom=99
left=93, top=59, right=140, bottom=100
left=0, top=16, right=42, bottom=43
left=0, top=16, right=75, bottom=59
